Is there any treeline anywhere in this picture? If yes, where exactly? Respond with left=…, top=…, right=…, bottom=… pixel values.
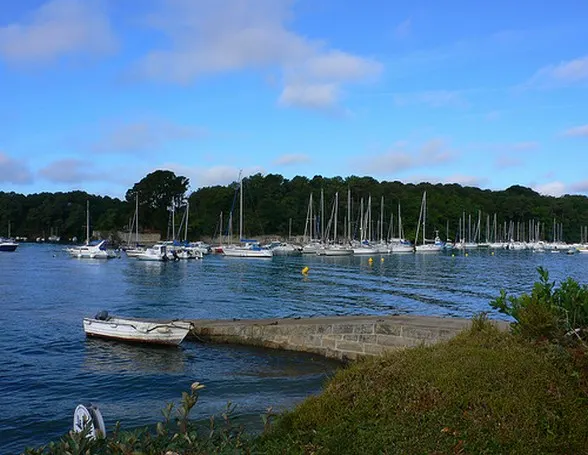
left=2, top=171, right=588, bottom=243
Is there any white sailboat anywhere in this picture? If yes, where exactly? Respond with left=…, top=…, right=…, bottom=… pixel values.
left=66, top=201, right=117, bottom=259
left=390, top=203, right=413, bottom=253
left=352, top=196, right=378, bottom=255
left=414, top=191, right=443, bottom=253
left=223, top=174, right=273, bottom=258
left=316, top=192, right=353, bottom=256
left=125, top=194, right=146, bottom=257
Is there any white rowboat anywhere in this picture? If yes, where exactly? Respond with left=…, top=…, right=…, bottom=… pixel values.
left=83, top=313, right=192, bottom=346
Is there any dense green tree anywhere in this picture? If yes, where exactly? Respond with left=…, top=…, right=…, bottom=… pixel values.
left=125, top=170, right=190, bottom=236
left=3, top=172, right=588, bottom=243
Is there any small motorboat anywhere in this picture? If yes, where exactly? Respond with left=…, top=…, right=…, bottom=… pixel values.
left=0, top=238, right=18, bottom=252
left=83, top=311, right=192, bottom=346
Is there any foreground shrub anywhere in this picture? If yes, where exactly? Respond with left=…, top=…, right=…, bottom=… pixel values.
left=24, top=382, right=256, bottom=455
left=490, top=267, right=588, bottom=345
left=256, top=320, right=588, bottom=454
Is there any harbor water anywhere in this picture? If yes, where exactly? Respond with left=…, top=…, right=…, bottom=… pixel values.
left=1, top=244, right=587, bottom=453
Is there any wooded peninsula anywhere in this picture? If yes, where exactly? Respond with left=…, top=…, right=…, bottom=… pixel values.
left=2, top=170, right=588, bottom=243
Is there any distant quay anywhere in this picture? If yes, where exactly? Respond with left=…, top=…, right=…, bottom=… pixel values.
left=187, top=314, right=510, bottom=361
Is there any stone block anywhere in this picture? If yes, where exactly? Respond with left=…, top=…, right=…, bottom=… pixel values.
left=315, top=324, right=333, bottom=334
left=363, top=344, right=386, bottom=356
left=376, top=334, right=412, bottom=347
left=358, top=334, right=377, bottom=344
left=336, top=340, right=365, bottom=353
left=400, top=326, right=438, bottom=341
left=342, top=334, right=359, bottom=342
left=332, top=324, right=355, bottom=334
left=353, top=323, right=376, bottom=334
left=375, top=323, right=403, bottom=336
left=321, top=337, right=337, bottom=349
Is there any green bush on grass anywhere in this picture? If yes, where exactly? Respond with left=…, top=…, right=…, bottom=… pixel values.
left=490, top=266, right=588, bottom=346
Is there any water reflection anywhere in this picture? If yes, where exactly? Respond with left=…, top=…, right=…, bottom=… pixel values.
left=83, top=338, right=187, bottom=374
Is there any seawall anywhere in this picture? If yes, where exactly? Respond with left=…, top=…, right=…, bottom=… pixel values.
left=188, top=315, right=509, bottom=361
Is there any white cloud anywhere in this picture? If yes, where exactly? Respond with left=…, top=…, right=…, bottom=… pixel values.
left=524, top=55, right=588, bottom=88
left=404, top=173, right=487, bottom=187
left=570, top=181, right=588, bottom=193
left=136, top=0, right=381, bottom=109
left=0, top=152, right=33, bottom=184
left=356, top=138, right=457, bottom=175
left=533, top=181, right=567, bottom=197
left=445, top=174, right=488, bottom=187
left=0, top=0, right=116, bottom=63
left=91, top=120, right=207, bottom=155
left=394, top=18, right=411, bottom=40
left=510, top=141, right=539, bottom=151
left=495, top=155, right=523, bottom=169
left=161, top=163, right=265, bottom=189
left=278, top=83, right=338, bottom=109
left=562, top=124, right=588, bottom=137
left=393, top=90, right=467, bottom=108
left=39, top=158, right=110, bottom=183
left=273, top=154, right=311, bottom=166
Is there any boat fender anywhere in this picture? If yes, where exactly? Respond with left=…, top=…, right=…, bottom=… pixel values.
left=95, top=310, right=109, bottom=321
left=73, top=403, right=106, bottom=439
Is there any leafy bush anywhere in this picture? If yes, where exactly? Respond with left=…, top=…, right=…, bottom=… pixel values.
left=24, top=382, right=260, bottom=455
left=491, top=267, right=588, bottom=345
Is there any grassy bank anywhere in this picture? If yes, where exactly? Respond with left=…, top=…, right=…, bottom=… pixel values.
left=257, top=318, right=588, bottom=453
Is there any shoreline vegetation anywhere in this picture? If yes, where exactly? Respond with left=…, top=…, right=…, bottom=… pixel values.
left=3, top=171, right=588, bottom=245
left=24, top=269, right=588, bottom=454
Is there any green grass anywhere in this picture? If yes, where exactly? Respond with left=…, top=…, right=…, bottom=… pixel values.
left=255, top=319, right=588, bottom=454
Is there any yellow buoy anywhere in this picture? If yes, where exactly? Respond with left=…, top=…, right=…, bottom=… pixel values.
left=301, top=266, right=309, bottom=275
left=491, top=251, right=495, bottom=256
left=381, top=257, right=385, bottom=262
left=452, top=254, right=455, bottom=257
left=465, top=253, right=469, bottom=257
left=368, top=257, right=373, bottom=263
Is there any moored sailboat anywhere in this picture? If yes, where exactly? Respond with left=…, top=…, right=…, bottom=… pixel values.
left=414, top=191, right=443, bottom=253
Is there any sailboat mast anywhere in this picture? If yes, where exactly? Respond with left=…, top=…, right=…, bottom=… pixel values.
left=347, top=188, right=351, bottom=242
left=135, top=194, right=139, bottom=244
left=398, top=204, right=402, bottom=240
left=185, top=201, right=189, bottom=242
left=360, top=198, right=364, bottom=242
left=380, top=196, right=384, bottom=242
left=423, top=192, right=426, bottom=245
left=86, top=200, right=90, bottom=245
left=172, top=202, right=176, bottom=241
left=334, top=192, right=339, bottom=242
left=368, top=195, right=372, bottom=242
left=239, top=174, right=243, bottom=241
left=320, top=189, right=325, bottom=243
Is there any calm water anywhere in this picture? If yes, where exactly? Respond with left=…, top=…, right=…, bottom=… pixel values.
left=1, top=244, right=587, bottom=453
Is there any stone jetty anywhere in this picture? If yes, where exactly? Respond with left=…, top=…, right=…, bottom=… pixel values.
left=188, top=315, right=509, bottom=361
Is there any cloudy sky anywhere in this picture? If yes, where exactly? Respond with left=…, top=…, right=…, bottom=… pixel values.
left=1, top=0, right=587, bottom=197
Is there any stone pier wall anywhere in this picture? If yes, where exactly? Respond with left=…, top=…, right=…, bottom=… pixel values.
left=189, top=315, right=508, bottom=361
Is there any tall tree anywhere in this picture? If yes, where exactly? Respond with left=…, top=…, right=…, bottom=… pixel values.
left=125, top=170, right=189, bottom=235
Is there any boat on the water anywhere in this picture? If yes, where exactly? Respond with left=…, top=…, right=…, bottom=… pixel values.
left=66, top=240, right=117, bottom=259
left=0, top=238, right=18, bottom=252
left=83, top=311, right=192, bottom=346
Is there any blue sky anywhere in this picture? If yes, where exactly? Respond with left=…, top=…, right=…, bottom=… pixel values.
left=0, top=0, right=587, bottom=198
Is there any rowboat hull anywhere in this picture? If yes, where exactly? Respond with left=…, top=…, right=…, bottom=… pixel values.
left=83, top=317, right=191, bottom=346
